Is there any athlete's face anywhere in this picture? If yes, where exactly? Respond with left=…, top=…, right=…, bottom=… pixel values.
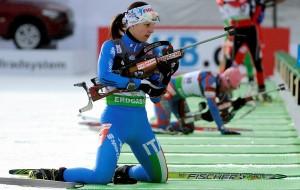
left=129, top=22, right=155, bottom=42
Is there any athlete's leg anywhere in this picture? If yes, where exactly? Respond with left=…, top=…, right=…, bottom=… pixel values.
left=244, top=52, right=255, bottom=82
left=220, top=38, right=233, bottom=72
left=128, top=121, right=168, bottom=183
left=152, top=98, right=172, bottom=129
left=246, top=26, right=265, bottom=90
left=232, top=29, right=244, bottom=67
left=176, top=99, right=194, bottom=134
left=234, top=44, right=255, bottom=82
left=106, top=107, right=167, bottom=183
left=64, top=107, right=123, bottom=184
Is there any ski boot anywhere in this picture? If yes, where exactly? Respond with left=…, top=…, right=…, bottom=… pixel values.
left=164, top=125, right=180, bottom=135
left=29, top=167, right=66, bottom=181
left=113, top=165, right=137, bottom=184
left=180, top=123, right=194, bottom=135
left=166, top=122, right=194, bottom=135
left=258, top=86, right=272, bottom=102
left=262, top=93, right=272, bottom=102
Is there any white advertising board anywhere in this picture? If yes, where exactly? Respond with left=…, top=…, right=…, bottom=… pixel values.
left=0, top=50, right=91, bottom=75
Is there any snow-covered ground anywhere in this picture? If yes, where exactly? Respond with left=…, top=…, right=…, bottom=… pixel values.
left=1, top=73, right=299, bottom=190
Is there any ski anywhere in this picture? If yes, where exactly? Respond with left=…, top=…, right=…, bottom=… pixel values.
left=0, top=177, right=83, bottom=188
left=9, top=168, right=33, bottom=175
left=10, top=169, right=299, bottom=181
left=168, top=172, right=288, bottom=180
left=194, top=126, right=252, bottom=132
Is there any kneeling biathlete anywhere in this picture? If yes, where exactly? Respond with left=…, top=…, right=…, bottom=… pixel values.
left=28, top=2, right=178, bottom=185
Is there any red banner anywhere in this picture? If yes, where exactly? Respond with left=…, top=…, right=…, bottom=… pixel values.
left=261, top=27, right=290, bottom=77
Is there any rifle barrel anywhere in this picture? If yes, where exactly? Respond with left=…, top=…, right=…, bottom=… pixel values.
left=181, top=32, right=228, bottom=50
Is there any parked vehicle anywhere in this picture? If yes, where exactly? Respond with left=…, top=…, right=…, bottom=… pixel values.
left=0, top=0, right=74, bottom=49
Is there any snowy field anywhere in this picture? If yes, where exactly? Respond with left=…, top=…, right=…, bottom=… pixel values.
left=1, top=74, right=299, bottom=190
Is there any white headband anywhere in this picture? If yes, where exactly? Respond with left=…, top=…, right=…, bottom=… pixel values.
left=124, top=5, right=160, bottom=28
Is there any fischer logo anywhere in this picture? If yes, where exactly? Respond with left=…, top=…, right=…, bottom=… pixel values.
left=136, top=58, right=156, bottom=70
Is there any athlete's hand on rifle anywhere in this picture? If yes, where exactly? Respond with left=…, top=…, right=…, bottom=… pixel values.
left=138, top=79, right=166, bottom=97
left=162, top=45, right=179, bottom=75
left=157, top=45, right=179, bottom=85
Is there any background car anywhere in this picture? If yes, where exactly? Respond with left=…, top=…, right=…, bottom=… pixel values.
left=0, top=0, right=74, bottom=49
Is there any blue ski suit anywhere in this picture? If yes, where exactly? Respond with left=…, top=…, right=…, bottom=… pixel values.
left=63, top=33, right=168, bottom=184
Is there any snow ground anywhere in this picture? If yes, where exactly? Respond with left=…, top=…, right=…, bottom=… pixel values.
left=0, top=74, right=299, bottom=190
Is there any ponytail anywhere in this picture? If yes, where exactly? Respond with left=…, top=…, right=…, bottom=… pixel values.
left=109, top=13, right=126, bottom=40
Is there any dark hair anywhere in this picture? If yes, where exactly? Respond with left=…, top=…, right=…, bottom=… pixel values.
left=109, top=1, right=148, bottom=39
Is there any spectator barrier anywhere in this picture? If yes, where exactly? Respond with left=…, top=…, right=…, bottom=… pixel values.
left=276, top=51, right=300, bottom=105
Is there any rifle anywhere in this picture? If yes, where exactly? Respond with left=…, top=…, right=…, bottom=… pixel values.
left=184, top=84, right=286, bottom=124
left=74, top=27, right=236, bottom=113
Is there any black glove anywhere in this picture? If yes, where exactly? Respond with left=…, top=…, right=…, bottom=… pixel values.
left=157, top=45, right=179, bottom=84
left=138, top=79, right=166, bottom=97
left=162, top=45, right=179, bottom=74
left=232, top=97, right=246, bottom=110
